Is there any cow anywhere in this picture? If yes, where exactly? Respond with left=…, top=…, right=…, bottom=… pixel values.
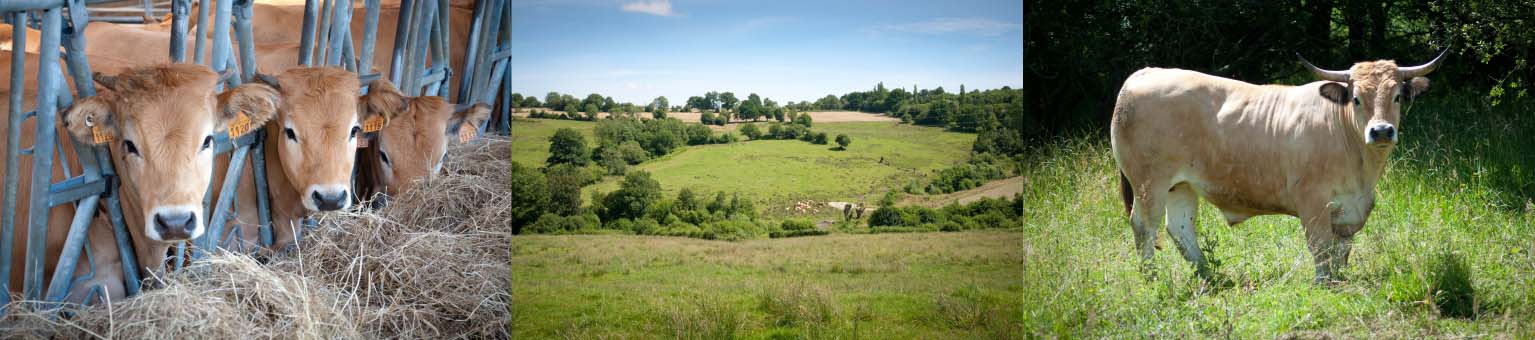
left=2, top=64, right=278, bottom=303
left=210, top=67, right=406, bottom=252
left=352, top=82, right=489, bottom=208
left=1110, top=51, right=1445, bottom=282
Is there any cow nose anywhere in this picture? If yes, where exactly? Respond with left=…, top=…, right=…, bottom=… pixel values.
left=153, top=211, right=197, bottom=240
left=312, top=190, right=349, bottom=211
left=1368, top=124, right=1396, bottom=143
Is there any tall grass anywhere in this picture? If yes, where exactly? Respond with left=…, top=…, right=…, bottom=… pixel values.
left=1022, top=93, right=1535, bottom=337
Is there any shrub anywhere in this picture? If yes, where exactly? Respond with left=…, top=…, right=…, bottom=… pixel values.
left=526, top=213, right=587, bottom=233
left=741, top=123, right=762, bottom=140
left=812, top=132, right=828, bottom=145
left=868, top=206, right=903, bottom=227
left=780, top=219, right=816, bottom=231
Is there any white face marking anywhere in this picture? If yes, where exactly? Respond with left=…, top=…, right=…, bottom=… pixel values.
left=144, top=205, right=204, bottom=241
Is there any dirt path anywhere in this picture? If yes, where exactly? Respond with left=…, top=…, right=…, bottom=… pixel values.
left=902, top=176, right=1024, bottom=208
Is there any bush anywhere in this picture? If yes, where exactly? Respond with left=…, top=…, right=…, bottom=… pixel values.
left=546, top=128, right=590, bottom=166
left=509, top=163, right=548, bottom=233
left=741, top=123, right=762, bottom=140
left=812, top=132, right=829, bottom=145
left=869, top=226, right=936, bottom=234
left=780, top=219, right=816, bottom=231
left=834, top=134, right=851, bottom=150
left=868, top=206, right=903, bottom=227
left=526, top=213, right=590, bottom=233
left=768, top=229, right=829, bottom=238
left=617, top=141, right=650, bottom=164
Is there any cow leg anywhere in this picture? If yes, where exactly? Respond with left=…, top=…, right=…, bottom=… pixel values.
left=1299, top=207, right=1344, bottom=283
left=1165, top=183, right=1210, bottom=278
left=1129, top=179, right=1168, bottom=275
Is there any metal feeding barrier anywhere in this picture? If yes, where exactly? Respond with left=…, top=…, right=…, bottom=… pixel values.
left=458, top=0, right=509, bottom=134
left=0, top=0, right=141, bottom=312
left=0, top=0, right=508, bottom=314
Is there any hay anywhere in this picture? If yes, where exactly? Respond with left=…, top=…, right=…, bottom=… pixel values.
left=0, top=137, right=511, bottom=339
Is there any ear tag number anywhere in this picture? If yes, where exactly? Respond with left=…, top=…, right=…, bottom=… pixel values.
left=227, top=112, right=253, bottom=138
left=92, top=125, right=114, bottom=144
left=362, top=115, right=386, bottom=133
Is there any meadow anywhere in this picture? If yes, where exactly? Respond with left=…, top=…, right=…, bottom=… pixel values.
left=510, top=117, right=597, bottom=167
left=581, top=121, right=977, bottom=218
left=1022, top=94, right=1535, bottom=337
left=511, top=231, right=1024, bottom=338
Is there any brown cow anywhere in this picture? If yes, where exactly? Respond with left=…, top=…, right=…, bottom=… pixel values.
left=353, top=85, right=488, bottom=207
left=2, top=64, right=278, bottom=303
left=1111, top=51, right=1444, bottom=282
left=213, top=67, right=405, bottom=251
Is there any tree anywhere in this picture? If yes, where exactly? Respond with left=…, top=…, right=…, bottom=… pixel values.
left=653, top=96, right=669, bottom=113
left=509, top=163, right=549, bottom=233
left=545, top=92, right=562, bottom=109
left=835, top=134, right=851, bottom=150
left=521, top=96, right=540, bottom=109
left=598, top=146, right=626, bottom=175
left=545, top=164, right=586, bottom=216
left=685, top=96, right=706, bottom=111
left=704, top=91, right=720, bottom=112
left=676, top=188, right=700, bottom=211
left=794, top=113, right=813, bottom=127
left=601, top=171, right=663, bottom=221
left=772, top=107, right=785, bottom=122
left=583, top=93, right=606, bottom=110
left=707, top=191, right=728, bottom=213
left=740, top=123, right=762, bottom=140
left=720, top=92, right=739, bottom=111
left=603, top=96, right=617, bottom=112
left=584, top=104, right=600, bottom=121
left=737, top=93, right=763, bottom=121
left=546, top=128, right=589, bottom=166
left=563, top=102, right=579, bottom=115
left=652, top=109, right=666, bottom=120
left=510, top=93, right=524, bottom=109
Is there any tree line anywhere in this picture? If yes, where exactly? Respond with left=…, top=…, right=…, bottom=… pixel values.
left=1026, top=0, right=1535, bottom=143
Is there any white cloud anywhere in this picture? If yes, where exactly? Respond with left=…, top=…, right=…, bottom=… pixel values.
left=869, top=18, right=1021, bottom=36
left=621, top=0, right=680, bottom=17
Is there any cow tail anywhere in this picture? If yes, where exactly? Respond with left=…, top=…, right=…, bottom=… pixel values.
left=1119, top=172, right=1133, bottom=217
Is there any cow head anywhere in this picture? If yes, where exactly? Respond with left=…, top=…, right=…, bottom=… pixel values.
left=255, top=67, right=406, bottom=212
left=1300, top=50, right=1445, bottom=149
left=356, top=89, right=489, bottom=205
left=64, top=64, right=279, bottom=243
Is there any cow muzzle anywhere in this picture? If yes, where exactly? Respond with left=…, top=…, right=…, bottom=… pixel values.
left=305, top=184, right=352, bottom=212
left=1366, top=123, right=1397, bottom=146
left=147, top=205, right=203, bottom=242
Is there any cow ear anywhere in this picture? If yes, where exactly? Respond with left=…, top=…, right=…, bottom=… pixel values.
left=446, top=103, right=491, bottom=143
left=216, top=83, right=281, bottom=133
left=359, top=79, right=407, bottom=131
left=1318, top=82, right=1349, bottom=104
left=1409, top=76, right=1430, bottom=100
left=63, top=96, right=116, bottom=145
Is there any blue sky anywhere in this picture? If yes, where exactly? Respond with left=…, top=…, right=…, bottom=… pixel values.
left=512, top=0, right=1023, bottom=105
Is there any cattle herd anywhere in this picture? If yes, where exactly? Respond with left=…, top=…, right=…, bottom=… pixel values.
left=0, top=1, right=491, bottom=305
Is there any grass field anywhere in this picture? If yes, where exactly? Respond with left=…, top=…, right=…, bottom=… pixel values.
left=1023, top=94, right=1535, bottom=337
left=510, top=117, right=597, bottom=167
left=511, top=231, right=1023, bottom=338
left=583, top=121, right=976, bottom=218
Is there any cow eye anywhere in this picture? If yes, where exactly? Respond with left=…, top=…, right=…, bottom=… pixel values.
left=379, top=150, right=391, bottom=165
left=284, top=127, right=297, bottom=141
left=123, top=140, right=138, bottom=156
left=350, top=126, right=361, bottom=139
left=201, top=136, right=213, bottom=151
left=1352, top=97, right=1361, bottom=106
left=1394, top=93, right=1401, bottom=103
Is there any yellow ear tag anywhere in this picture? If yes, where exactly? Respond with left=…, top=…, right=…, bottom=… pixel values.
left=226, top=112, right=253, bottom=138
left=457, top=122, right=476, bottom=144
left=362, top=115, right=386, bottom=133
left=356, top=136, right=369, bottom=149
left=92, top=125, right=114, bottom=144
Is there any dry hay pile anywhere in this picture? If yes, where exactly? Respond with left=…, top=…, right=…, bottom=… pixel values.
left=1, top=137, right=511, bottom=339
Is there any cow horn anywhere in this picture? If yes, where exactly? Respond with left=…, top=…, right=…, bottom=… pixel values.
left=92, top=72, right=118, bottom=91
left=1297, top=53, right=1351, bottom=82
left=1398, top=49, right=1448, bottom=79
left=254, top=73, right=281, bottom=90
